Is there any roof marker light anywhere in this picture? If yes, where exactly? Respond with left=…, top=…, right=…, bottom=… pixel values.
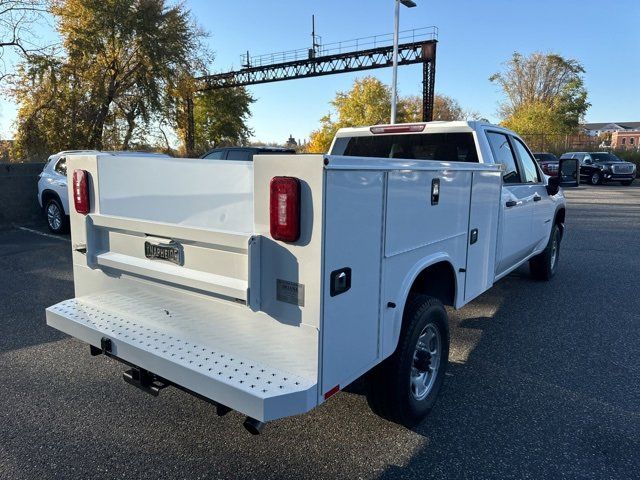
left=370, top=124, right=426, bottom=134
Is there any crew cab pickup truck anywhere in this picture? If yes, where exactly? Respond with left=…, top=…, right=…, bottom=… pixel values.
left=46, top=121, right=577, bottom=433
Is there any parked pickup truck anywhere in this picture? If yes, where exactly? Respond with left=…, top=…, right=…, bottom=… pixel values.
left=46, top=121, right=577, bottom=433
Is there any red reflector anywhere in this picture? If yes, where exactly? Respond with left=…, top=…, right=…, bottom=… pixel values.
left=370, top=124, right=425, bottom=134
left=270, top=176, right=301, bottom=242
left=73, top=169, right=90, bottom=214
left=324, top=385, right=340, bottom=400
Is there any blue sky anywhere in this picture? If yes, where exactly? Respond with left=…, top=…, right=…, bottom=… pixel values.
left=1, top=0, right=639, bottom=143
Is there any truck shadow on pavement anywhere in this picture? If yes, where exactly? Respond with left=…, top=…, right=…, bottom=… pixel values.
left=377, top=196, right=640, bottom=478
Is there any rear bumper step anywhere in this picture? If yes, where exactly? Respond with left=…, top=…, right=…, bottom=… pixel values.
left=92, top=343, right=234, bottom=413
left=46, top=295, right=317, bottom=422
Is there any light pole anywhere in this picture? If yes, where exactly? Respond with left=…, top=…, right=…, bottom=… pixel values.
left=390, top=0, right=416, bottom=124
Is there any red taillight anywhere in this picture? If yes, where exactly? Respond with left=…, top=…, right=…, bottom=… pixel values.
left=370, top=124, right=425, bottom=134
left=270, top=176, right=300, bottom=242
left=73, top=169, right=90, bottom=214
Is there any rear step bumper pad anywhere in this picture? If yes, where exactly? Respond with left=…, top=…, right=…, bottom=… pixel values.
left=46, top=298, right=317, bottom=422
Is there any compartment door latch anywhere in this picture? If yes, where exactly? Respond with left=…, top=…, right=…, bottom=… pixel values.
left=330, top=267, right=352, bottom=297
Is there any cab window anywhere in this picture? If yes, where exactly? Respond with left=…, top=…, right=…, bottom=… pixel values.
left=226, top=149, right=253, bottom=161
left=512, top=138, right=540, bottom=183
left=54, top=157, right=67, bottom=176
left=486, top=132, right=521, bottom=184
left=333, top=132, right=479, bottom=162
left=203, top=150, right=225, bottom=160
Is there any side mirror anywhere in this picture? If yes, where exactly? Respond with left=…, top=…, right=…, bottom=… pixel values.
left=558, top=158, right=579, bottom=187
left=547, top=159, right=579, bottom=194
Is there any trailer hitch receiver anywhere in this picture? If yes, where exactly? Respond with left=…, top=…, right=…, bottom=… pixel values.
left=122, top=368, right=170, bottom=397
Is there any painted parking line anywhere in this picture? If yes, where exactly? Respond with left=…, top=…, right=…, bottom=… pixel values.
left=17, top=226, right=70, bottom=242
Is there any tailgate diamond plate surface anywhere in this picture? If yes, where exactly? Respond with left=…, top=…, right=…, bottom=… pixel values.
left=48, top=298, right=312, bottom=397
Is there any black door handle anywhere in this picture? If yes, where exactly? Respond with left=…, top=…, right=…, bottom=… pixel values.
left=533, top=195, right=541, bottom=202
left=505, top=200, right=517, bottom=207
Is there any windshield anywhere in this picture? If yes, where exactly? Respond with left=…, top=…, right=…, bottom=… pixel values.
left=331, top=132, right=479, bottom=162
left=591, top=153, right=621, bottom=162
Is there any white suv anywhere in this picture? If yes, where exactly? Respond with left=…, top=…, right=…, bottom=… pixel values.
left=38, top=150, right=171, bottom=233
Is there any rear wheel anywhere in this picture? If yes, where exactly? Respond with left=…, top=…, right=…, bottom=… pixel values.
left=621, top=180, right=633, bottom=186
left=589, top=171, right=602, bottom=185
left=366, top=294, right=449, bottom=427
left=530, top=224, right=560, bottom=281
left=45, top=197, right=69, bottom=234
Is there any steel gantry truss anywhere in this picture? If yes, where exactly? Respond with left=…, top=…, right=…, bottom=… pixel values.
left=186, top=28, right=437, bottom=153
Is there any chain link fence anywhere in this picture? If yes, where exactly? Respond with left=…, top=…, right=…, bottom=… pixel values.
left=519, top=133, right=602, bottom=155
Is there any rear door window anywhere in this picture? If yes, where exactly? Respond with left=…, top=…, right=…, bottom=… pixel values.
left=486, top=132, right=521, bottom=184
left=54, top=157, right=67, bottom=176
left=332, top=132, right=479, bottom=163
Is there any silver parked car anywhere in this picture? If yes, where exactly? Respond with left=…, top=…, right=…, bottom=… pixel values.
left=37, top=150, right=171, bottom=233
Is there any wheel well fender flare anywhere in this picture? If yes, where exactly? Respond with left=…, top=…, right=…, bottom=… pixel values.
left=41, top=189, right=67, bottom=215
left=382, top=253, right=458, bottom=359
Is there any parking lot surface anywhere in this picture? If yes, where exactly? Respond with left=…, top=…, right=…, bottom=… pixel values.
left=1, top=185, right=639, bottom=479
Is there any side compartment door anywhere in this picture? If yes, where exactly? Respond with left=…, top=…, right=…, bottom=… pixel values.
left=485, top=131, right=535, bottom=275
left=321, top=170, right=384, bottom=397
left=464, top=170, right=501, bottom=302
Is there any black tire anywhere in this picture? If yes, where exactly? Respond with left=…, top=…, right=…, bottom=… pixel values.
left=529, top=224, right=560, bottom=281
left=366, top=294, right=449, bottom=427
left=589, top=171, right=602, bottom=185
left=621, top=180, right=633, bottom=186
left=44, top=197, right=69, bottom=234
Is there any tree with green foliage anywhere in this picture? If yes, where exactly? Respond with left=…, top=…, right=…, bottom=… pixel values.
left=490, top=52, right=589, bottom=134
left=501, top=100, right=573, bottom=135
left=399, top=94, right=481, bottom=123
left=11, top=0, right=254, bottom=159
left=192, top=88, right=254, bottom=152
left=306, top=77, right=478, bottom=153
left=306, top=77, right=391, bottom=153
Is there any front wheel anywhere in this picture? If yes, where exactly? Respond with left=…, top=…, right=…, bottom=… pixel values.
left=589, top=171, right=602, bottom=185
left=366, top=295, right=449, bottom=427
left=529, top=224, right=560, bottom=281
left=45, top=198, right=69, bottom=234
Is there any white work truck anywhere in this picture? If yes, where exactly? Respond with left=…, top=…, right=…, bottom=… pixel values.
left=46, top=121, right=578, bottom=433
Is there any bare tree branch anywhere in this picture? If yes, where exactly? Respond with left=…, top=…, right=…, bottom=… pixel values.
left=0, top=0, right=52, bottom=82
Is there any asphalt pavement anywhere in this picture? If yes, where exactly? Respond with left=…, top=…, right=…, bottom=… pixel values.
left=0, top=184, right=639, bottom=479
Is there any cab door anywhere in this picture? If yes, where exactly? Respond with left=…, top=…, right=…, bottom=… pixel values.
left=485, top=131, right=536, bottom=276
left=510, top=136, right=554, bottom=251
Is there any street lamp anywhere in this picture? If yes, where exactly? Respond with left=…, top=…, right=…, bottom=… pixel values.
left=390, top=0, right=416, bottom=124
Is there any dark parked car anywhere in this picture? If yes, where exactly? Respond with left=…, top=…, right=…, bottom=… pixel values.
left=559, top=152, right=636, bottom=186
left=533, top=152, right=559, bottom=176
left=201, top=146, right=296, bottom=161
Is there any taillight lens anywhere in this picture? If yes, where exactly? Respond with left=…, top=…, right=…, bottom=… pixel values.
left=270, top=176, right=300, bottom=242
left=73, top=169, right=90, bottom=214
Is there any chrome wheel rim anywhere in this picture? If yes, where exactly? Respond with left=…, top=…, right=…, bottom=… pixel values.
left=47, top=202, right=62, bottom=230
left=410, top=323, right=442, bottom=401
left=592, top=173, right=600, bottom=184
